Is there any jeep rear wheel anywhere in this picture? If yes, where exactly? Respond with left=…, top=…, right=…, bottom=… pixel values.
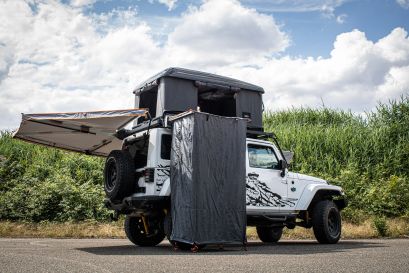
left=256, top=226, right=283, bottom=243
left=104, top=150, right=135, bottom=201
left=125, top=215, right=165, bottom=247
left=312, top=200, right=341, bottom=244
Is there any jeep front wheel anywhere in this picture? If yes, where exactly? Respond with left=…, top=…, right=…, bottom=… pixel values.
left=312, top=200, right=341, bottom=244
left=125, top=215, right=165, bottom=247
left=256, top=226, right=283, bottom=243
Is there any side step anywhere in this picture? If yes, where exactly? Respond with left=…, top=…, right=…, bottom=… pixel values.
left=247, top=214, right=297, bottom=227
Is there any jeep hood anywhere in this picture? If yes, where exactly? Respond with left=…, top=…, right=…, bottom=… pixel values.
left=292, top=172, right=327, bottom=184
left=13, top=109, right=147, bottom=156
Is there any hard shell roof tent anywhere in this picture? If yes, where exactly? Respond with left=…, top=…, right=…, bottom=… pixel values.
left=133, top=67, right=265, bottom=131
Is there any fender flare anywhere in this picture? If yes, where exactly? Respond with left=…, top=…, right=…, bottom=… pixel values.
left=295, top=184, right=346, bottom=211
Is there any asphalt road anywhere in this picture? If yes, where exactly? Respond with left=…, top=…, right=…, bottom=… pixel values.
left=0, top=238, right=408, bottom=273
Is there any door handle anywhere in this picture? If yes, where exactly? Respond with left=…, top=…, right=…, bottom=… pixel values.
left=248, top=172, right=259, bottom=178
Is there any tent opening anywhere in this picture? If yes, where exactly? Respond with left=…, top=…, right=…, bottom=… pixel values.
left=198, top=90, right=237, bottom=117
left=137, top=87, right=158, bottom=124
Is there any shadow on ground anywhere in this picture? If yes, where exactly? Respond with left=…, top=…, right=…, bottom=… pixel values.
left=77, top=240, right=386, bottom=256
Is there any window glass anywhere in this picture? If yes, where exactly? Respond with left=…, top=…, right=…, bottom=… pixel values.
left=161, top=134, right=172, bottom=160
left=248, top=144, right=279, bottom=169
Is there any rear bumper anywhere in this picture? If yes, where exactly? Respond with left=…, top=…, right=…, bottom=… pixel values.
left=104, top=195, right=170, bottom=213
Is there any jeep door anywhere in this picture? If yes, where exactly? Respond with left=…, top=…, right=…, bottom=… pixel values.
left=246, top=142, right=293, bottom=213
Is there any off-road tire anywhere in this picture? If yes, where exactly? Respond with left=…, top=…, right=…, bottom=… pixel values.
left=125, top=215, right=165, bottom=247
left=104, top=150, right=135, bottom=201
left=312, top=200, right=342, bottom=244
left=256, top=226, right=283, bottom=243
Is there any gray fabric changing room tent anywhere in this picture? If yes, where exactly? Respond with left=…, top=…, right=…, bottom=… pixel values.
left=170, top=111, right=247, bottom=245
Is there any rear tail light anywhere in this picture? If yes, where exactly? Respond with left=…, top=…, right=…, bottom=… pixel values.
left=144, top=168, right=155, bottom=183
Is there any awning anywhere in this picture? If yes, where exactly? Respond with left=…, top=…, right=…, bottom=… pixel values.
left=13, top=109, right=147, bottom=156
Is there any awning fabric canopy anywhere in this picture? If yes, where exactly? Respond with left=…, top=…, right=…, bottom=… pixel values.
left=13, top=109, right=147, bottom=156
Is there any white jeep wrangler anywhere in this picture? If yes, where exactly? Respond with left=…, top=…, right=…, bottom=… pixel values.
left=104, top=125, right=346, bottom=246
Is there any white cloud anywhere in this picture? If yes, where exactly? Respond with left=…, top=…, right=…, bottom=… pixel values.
left=148, top=0, right=177, bottom=11
left=166, top=0, right=289, bottom=66
left=0, top=0, right=162, bottom=129
left=0, top=43, right=13, bottom=82
left=70, top=0, right=97, bottom=7
left=242, top=0, right=348, bottom=23
left=158, top=0, right=177, bottom=11
left=396, top=0, right=409, bottom=9
left=336, top=13, right=347, bottom=24
left=218, top=28, right=409, bottom=112
left=0, top=0, right=408, bottom=130
left=241, top=0, right=346, bottom=13
left=320, top=3, right=336, bottom=18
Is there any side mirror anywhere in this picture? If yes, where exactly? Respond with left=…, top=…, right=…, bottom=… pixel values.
left=278, top=159, right=288, bottom=177
left=282, top=151, right=294, bottom=164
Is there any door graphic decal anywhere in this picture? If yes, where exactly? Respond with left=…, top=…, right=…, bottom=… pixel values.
left=246, top=174, right=296, bottom=207
left=156, top=164, right=170, bottom=192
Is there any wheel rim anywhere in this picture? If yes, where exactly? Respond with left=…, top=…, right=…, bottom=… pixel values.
left=136, top=218, right=147, bottom=236
left=135, top=217, right=160, bottom=239
left=328, top=208, right=340, bottom=237
left=106, top=159, right=117, bottom=191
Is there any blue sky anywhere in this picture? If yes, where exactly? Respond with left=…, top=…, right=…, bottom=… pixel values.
left=0, top=0, right=409, bottom=129
left=86, top=0, right=409, bottom=57
left=274, top=0, right=409, bottom=57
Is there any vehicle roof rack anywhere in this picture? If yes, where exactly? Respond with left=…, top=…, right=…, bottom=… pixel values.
left=246, top=130, right=276, bottom=140
left=117, top=111, right=278, bottom=141
left=115, top=111, right=184, bottom=140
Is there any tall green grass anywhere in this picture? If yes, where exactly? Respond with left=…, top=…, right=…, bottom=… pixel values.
left=0, top=96, right=408, bottom=222
left=264, top=96, right=409, bottom=219
left=0, top=132, right=109, bottom=222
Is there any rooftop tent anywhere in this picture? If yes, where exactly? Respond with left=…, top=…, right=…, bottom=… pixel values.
left=170, top=111, right=247, bottom=245
left=13, top=109, right=147, bottom=156
left=133, top=67, right=264, bottom=130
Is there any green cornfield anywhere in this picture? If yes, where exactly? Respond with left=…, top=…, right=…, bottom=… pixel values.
left=264, top=96, right=409, bottom=221
left=0, top=132, right=108, bottom=222
left=0, top=96, right=408, bottom=223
